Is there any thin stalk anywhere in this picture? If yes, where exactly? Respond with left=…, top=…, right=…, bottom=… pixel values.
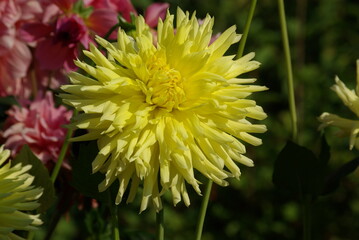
left=156, top=208, right=164, bottom=240
left=237, top=0, right=257, bottom=58
left=108, top=191, right=121, bottom=240
left=278, top=0, right=298, bottom=142
left=302, top=196, right=312, bottom=240
left=112, top=216, right=120, bottom=240
left=30, top=69, right=38, bottom=98
left=195, top=180, right=213, bottom=240
left=27, top=231, right=34, bottom=240
left=38, top=110, right=76, bottom=239
left=44, top=208, right=62, bottom=240
left=103, top=23, right=120, bottom=40
left=50, top=110, right=77, bottom=183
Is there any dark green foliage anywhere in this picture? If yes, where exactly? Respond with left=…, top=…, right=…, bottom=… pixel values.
left=118, top=14, right=137, bottom=32
left=273, top=139, right=329, bottom=199
left=0, top=96, right=18, bottom=128
left=12, top=145, right=56, bottom=213
left=73, top=0, right=94, bottom=18
left=70, top=141, right=102, bottom=200
left=70, top=141, right=118, bottom=204
left=0, top=95, right=19, bottom=107
left=322, top=157, right=359, bottom=195
left=273, top=136, right=359, bottom=198
left=83, top=207, right=112, bottom=240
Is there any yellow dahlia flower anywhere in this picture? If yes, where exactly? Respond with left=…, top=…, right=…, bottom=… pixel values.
left=61, top=8, right=267, bottom=212
left=319, top=60, right=359, bottom=150
left=0, top=145, right=43, bottom=239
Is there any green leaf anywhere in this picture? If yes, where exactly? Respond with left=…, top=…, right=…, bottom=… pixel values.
left=70, top=141, right=103, bottom=200
left=0, top=96, right=19, bottom=127
left=84, top=207, right=110, bottom=239
left=72, top=0, right=93, bottom=19
left=0, top=95, right=19, bottom=106
left=272, top=141, right=326, bottom=199
left=118, top=15, right=136, bottom=32
left=12, top=145, right=56, bottom=213
left=319, top=135, right=330, bottom=167
left=321, top=157, right=359, bottom=195
left=70, top=141, right=118, bottom=204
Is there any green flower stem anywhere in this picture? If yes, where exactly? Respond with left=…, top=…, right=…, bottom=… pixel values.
left=237, top=0, right=257, bottom=58
left=278, top=0, right=298, bottom=142
left=104, top=23, right=120, bottom=40
left=50, top=110, right=77, bottom=183
left=44, top=207, right=63, bottom=240
left=108, top=191, right=121, bottom=240
left=156, top=208, right=164, bottom=240
left=30, top=69, right=38, bottom=98
left=33, top=111, right=76, bottom=240
left=27, top=231, right=34, bottom=240
left=303, top=196, right=312, bottom=240
left=112, top=214, right=121, bottom=240
left=195, top=180, right=213, bottom=240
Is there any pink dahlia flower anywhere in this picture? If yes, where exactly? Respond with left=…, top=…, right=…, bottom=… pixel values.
left=16, top=0, right=59, bottom=23
left=2, top=92, right=72, bottom=166
left=88, top=1, right=169, bottom=43
left=21, top=1, right=119, bottom=70
left=144, top=2, right=169, bottom=28
left=0, top=0, right=32, bottom=97
left=0, top=0, right=59, bottom=98
left=86, top=0, right=169, bottom=28
left=21, top=14, right=90, bottom=71
left=52, top=0, right=76, bottom=14
left=50, top=0, right=118, bottom=39
left=85, top=8, right=118, bottom=38
left=85, top=0, right=137, bottom=22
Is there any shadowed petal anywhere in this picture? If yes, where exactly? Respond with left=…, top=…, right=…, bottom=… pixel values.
left=19, top=22, right=52, bottom=42
left=35, top=38, right=72, bottom=70
left=87, top=9, right=118, bottom=38
left=144, top=3, right=170, bottom=28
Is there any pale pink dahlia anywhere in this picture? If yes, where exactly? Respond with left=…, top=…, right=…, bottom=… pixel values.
left=0, top=0, right=59, bottom=97
left=2, top=92, right=72, bottom=166
left=0, top=0, right=32, bottom=97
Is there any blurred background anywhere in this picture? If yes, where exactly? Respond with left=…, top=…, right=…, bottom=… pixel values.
left=37, top=0, right=359, bottom=239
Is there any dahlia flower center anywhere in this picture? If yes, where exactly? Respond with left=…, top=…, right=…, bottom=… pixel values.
left=54, top=17, right=86, bottom=46
left=145, top=57, right=186, bottom=111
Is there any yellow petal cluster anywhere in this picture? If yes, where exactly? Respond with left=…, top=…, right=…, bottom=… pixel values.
left=0, top=145, right=43, bottom=239
left=61, top=8, right=267, bottom=212
left=319, top=60, right=359, bottom=149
